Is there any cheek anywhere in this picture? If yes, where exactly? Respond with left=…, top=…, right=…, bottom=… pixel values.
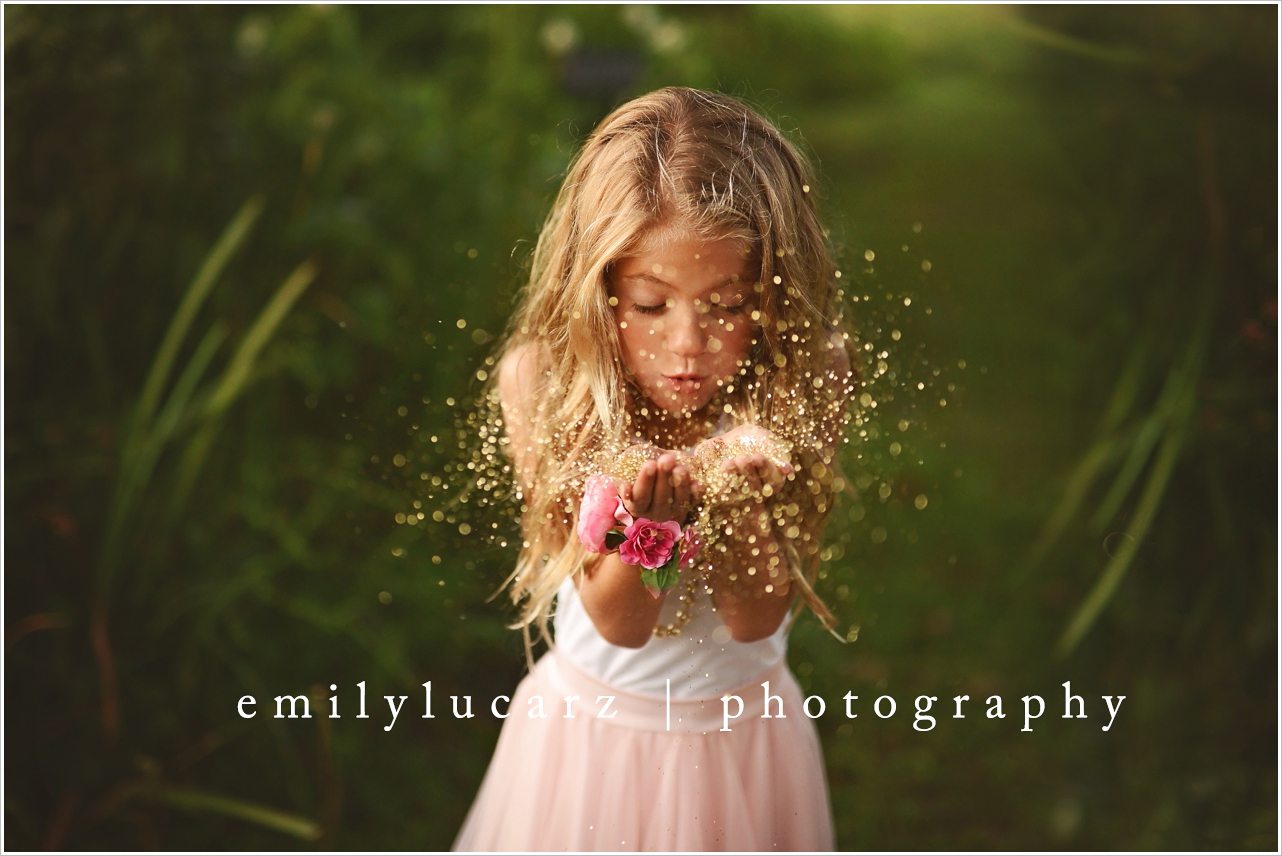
left=614, top=310, right=660, bottom=370
left=708, top=317, right=756, bottom=364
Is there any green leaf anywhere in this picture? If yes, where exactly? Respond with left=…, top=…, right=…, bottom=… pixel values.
left=640, top=556, right=681, bottom=593
left=604, top=530, right=625, bottom=550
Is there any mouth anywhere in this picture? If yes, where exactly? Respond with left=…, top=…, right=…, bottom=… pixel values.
left=663, top=374, right=706, bottom=395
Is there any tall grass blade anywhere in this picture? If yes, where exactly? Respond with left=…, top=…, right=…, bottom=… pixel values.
left=1018, top=339, right=1148, bottom=576
left=1090, top=330, right=1205, bottom=532
left=1055, top=280, right=1214, bottom=657
left=140, top=784, right=321, bottom=841
left=170, top=259, right=318, bottom=510
left=1054, top=384, right=1195, bottom=658
left=134, top=196, right=265, bottom=429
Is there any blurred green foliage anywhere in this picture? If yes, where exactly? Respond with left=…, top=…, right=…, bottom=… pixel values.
left=4, top=5, right=1275, bottom=851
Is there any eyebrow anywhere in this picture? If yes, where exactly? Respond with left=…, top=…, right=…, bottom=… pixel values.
left=618, top=273, right=752, bottom=294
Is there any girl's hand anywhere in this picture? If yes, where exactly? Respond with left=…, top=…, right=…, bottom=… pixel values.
left=720, top=453, right=794, bottom=499
left=693, top=424, right=793, bottom=475
left=623, top=451, right=703, bottom=523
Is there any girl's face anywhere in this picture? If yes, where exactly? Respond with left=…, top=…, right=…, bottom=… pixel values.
left=608, top=229, right=759, bottom=417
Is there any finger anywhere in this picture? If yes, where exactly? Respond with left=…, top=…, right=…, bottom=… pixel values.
left=761, top=458, right=785, bottom=490
left=633, top=462, right=656, bottom=513
left=651, top=465, right=673, bottom=515
left=672, top=465, right=691, bottom=516
left=738, top=455, right=763, bottom=494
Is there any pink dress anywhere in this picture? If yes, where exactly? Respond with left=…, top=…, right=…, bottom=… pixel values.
left=451, top=573, right=836, bottom=851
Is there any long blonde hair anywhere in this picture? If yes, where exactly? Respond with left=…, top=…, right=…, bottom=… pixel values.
left=485, top=87, right=856, bottom=663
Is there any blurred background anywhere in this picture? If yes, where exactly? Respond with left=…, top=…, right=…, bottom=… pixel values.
left=4, top=5, right=1276, bottom=851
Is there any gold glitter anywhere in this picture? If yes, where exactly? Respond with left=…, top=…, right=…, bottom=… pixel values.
left=903, top=297, right=912, bottom=307
left=870, top=526, right=887, bottom=544
left=921, top=260, right=932, bottom=273
left=378, top=590, right=393, bottom=604
left=802, top=184, right=810, bottom=193
left=863, top=249, right=875, bottom=262
left=914, top=494, right=928, bottom=510
left=890, top=329, right=901, bottom=341
left=459, top=523, right=472, bottom=535
left=456, top=319, right=467, bottom=329
left=889, top=442, right=902, bottom=457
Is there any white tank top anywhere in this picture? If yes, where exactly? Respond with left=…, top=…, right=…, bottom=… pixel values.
left=552, top=574, right=792, bottom=700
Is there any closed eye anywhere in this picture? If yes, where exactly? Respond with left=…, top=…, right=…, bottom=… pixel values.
left=633, top=303, right=666, bottom=315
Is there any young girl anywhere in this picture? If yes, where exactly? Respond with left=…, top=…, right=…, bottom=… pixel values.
left=452, top=86, right=856, bottom=852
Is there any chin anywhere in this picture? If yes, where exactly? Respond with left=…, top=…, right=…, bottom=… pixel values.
left=650, top=393, right=714, bottom=417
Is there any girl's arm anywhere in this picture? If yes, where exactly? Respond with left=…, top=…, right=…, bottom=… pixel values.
left=707, top=454, right=797, bottom=642
left=577, top=454, right=697, bottom=648
left=706, top=332, right=853, bottom=641
left=500, top=346, right=697, bottom=648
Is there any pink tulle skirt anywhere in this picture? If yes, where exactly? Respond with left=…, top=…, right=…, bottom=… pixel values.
left=451, top=648, right=835, bottom=851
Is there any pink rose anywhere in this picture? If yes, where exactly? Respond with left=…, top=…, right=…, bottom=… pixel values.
left=678, top=525, right=702, bottom=569
left=618, top=518, right=683, bottom=569
left=577, top=474, right=622, bottom=553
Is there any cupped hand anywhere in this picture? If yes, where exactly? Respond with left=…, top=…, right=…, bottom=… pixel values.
left=720, top=452, right=794, bottom=499
left=623, top=451, right=703, bottom=524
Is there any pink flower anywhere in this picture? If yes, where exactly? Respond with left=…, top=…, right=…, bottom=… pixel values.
left=678, top=525, right=702, bottom=569
left=613, top=496, right=634, bottom=529
left=618, top=517, right=683, bottom=569
left=577, top=474, right=622, bottom=553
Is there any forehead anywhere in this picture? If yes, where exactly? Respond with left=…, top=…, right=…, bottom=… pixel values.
left=613, top=228, right=757, bottom=291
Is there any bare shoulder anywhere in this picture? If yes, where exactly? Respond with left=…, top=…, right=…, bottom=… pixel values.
left=824, top=328, right=852, bottom=378
left=497, top=341, right=546, bottom=416
left=496, top=342, right=549, bottom=492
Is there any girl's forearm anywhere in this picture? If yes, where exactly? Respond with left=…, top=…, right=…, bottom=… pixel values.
left=577, top=552, right=669, bottom=648
left=707, top=507, right=796, bottom=642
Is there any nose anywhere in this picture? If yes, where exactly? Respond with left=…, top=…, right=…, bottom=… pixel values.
left=664, top=304, right=707, bottom=359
